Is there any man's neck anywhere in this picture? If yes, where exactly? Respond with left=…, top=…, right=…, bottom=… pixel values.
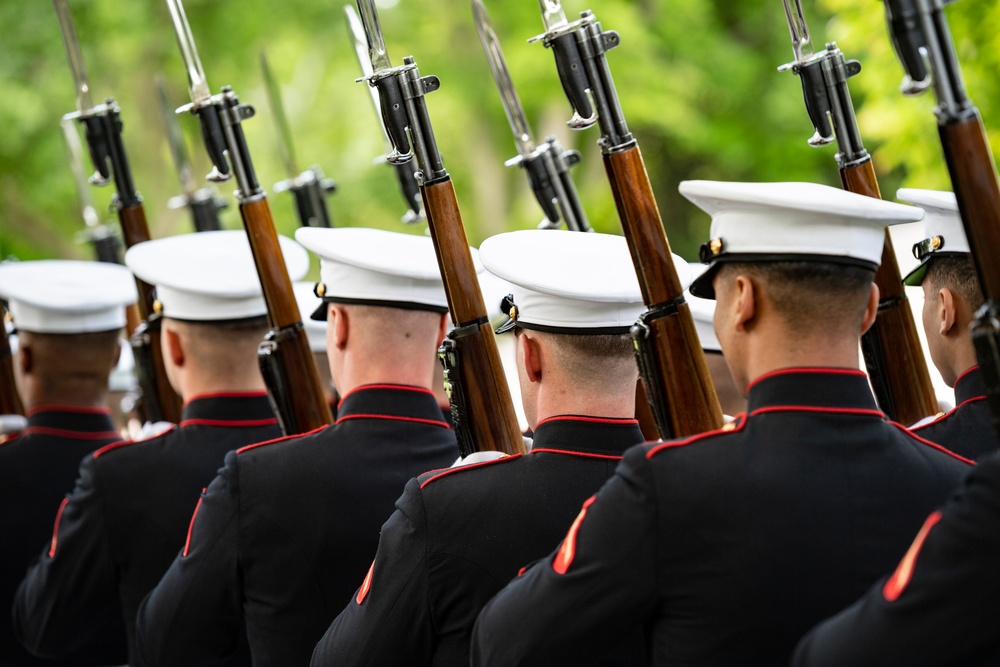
left=533, top=384, right=636, bottom=425
left=743, top=336, right=862, bottom=392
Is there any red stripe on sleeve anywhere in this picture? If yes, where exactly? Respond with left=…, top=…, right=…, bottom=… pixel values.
left=182, top=489, right=207, bottom=557
left=356, top=560, right=375, bottom=604
left=882, top=510, right=943, bottom=602
left=552, top=495, right=597, bottom=575
left=48, top=498, right=70, bottom=558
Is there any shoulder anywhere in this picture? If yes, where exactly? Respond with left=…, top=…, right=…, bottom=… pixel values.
left=234, top=424, right=328, bottom=458
left=89, top=424, right=179, bottom=464
left=890, top=420, right=975, bottom=467
left=644, top=414, right=748, bottom=462
left=416, top=453, right=525, bottom=491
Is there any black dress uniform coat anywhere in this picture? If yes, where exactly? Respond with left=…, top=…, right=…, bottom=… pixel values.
left=313, top=415, right=648, bottom=667
left=471, top=369, right=973, bottom=667
left=912, top=365, right=997, bottom=461
left=13, top=393, right=279, bottom=665
left=0, top=406, right=126, bottom=667
left=792, top=452, right=999, bottom=666
left=135, top=384, right=460, bottom=667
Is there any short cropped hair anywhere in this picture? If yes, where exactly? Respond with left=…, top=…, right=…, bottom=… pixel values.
left=925, top=256, right=984, bottom=313
left=716, top=261, right=875, bottom=334
left=516, top=328, right=636, bottom=387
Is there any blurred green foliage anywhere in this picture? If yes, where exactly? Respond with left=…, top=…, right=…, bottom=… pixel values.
left=1, top=0, right=998, bottom=273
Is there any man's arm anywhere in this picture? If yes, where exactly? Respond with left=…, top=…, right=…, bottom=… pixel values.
left=471, top=447, right=658, bottom=666
left=134, top=451, right=245, bottom=666
left=793, top=454, right=1000, bottom=666
left=13, top=455, right=126, bottom=659
left=311, top=478, right=434, bottom=666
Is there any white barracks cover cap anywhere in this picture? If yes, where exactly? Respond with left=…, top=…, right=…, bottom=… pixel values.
left=480, top=229, right=685, bottom=334
left=0, top=260, right=137, bottom=334
left=681, top=180, right=924, bottom=299
left=896, top=188, right=969, bottom=286
left=295, top=227, right=459, bottom=319
left=125, top=230, right=309, bottom=321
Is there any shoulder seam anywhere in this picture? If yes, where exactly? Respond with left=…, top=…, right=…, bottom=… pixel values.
left=646, top=414, right=747, bottom=459
left=419, top=454, right=523, bottom=489
left=911, top=395, right=986, bottom=432
left=92, top=425, right=178, bottom=459
left=890, top=421, right=975, bottom=465
left=236, top=424, right=327, bottom=455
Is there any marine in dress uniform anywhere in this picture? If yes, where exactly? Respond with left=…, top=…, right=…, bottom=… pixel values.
left=471, top=181, right=974, bottom=667
left=13, top=231, right=306, bottom=664
left=0, top=260, right=136, bottom=666
left=312, top=229, right=682, bottom=666
left=135, top=228, right=461, bottom=667
left=792, top=451, right=999, bottom=666
left=895, top=189, right=995, bottom=460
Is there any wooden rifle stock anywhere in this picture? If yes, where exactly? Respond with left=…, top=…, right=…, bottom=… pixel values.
left=421, top=180, right=524, bottom=457
left=0, top=313, right=23, bottom=417
left=604, top=146, right=723, bottom=438
left=118, top=203, right=183, bottom=424
left=840, top=162, right=938, bottom=424
left=240, top=198, right=332, bottom=435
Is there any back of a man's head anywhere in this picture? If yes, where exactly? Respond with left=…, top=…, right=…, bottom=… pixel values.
left=163, top=316, right=269, bottom=396
left=18, top=329, right=122, bottom=407
left=925, top=256, right=984, bottom=314
left=527, top=330, right=637, bottom=395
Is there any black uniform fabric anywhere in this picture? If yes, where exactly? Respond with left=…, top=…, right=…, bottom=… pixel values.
left=912, top=365, right=997, bottom=461
left=313, top=415, right=647, bottom=667
left=13, top=393, right=279, bottom=665
left=471, top=368, right=973, bottom=667
left=0, top=406, right=126, bottom=666
left=792, top=452, right=998, bottom=666
left=135, top=384, right=460, bottom=667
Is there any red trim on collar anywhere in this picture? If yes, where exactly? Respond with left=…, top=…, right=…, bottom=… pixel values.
left=92, top=425, right=179, bottom=459
left=26, top=404, right=111, bottom=417
left=536, top=415, right=640, bottom=427
left=527, top=448, right=623, bottom=461
left=48, top=497, right=70, bottom=558
left=335, top=413, right=450, bottom=429
left=420, top=454, right=523, bottom=489
left=236, top=424, right=328, bottom=455
left=179, top=417, right=278, bottom=428
left=337, top=383, right=435, bottom=408
left=911, top=395, right=987, bottom=432
left=183, top=391, right=269, bottom=406
left=182, top=489, right=207, bottom=557
left=22, top=426, right=121, bottom=441
left=646, top=414, right=747, bottom=458
left=746, top=367, right=866, bottom=392
left=882, top=510, right=943, bottom=602
left=954, top=365, right=980, bottom=386
left=749, top=406, right=885, bottom=419
left=892, top=421, right=975, bottom=465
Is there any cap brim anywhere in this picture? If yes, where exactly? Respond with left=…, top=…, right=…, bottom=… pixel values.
left=902, top=258, right=931, bottom=287
left=310, top=302, right=329, bottom=322
left=689, top=263, right=722, bottom=300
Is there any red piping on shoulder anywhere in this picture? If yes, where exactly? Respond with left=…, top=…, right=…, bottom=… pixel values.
left=882, top=511, right=943, bottom=602
left=48, top=497, right=70, bottom=558
left=337, top=383, right=435, bottom=408
left=182, top=489, right=207, bottom=557
left=891, top=421, right=975, bottom=465
left=26, top=404, right=111, bottom=417
left=954, top=365, right=980, bottom=386
left=237, top=424, right=327, bottom=455
left=182, top=391, right=268, bottom=406
left=745, top=367, right=866, bottom=392
left=22, top=426, right=122, bottom=441
left=179, top=417, right=278, bottom=428
left=420, top=454, right=523, bottom=489
left=92, top=425, right=178, bottom=459
left=535, top=415, right=640, bottom=427
left=528, top=448, right=623, bottom=461
left=911, top=395, right=986, bottom=432
left=646, top=414, right=747, bottom=459
left=335, top=413, right=450, bottom=429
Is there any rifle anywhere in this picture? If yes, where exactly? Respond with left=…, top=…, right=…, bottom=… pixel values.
left=165, top=0, right=332, bottom=436
left=780, top=0, right=937, bottom=425
left=156, top=76, right=226, bottom=233
left=259, top=50, right=337, bottom=229
left=344, top=5, right=424, bottom=226
left=881, top=0, right=1000, bottom=440
left=0, top=305, right=24, bottom=419
left=472, top=0, right=590, bottom=233
left=530, top=0, right=722, bottom=438
left=54, top=0, right=182, bottom=425
left=354, top=0, right=524, bottom=457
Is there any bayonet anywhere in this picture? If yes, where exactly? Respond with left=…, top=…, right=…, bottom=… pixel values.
left=344, top=4, right=423, bottom=224
left=54, top=0, right=93, bottom=113
left=528, top=0, right=596, bottom=129
left=782, top=0, right=813, bottom=62
left=260, top=51, right=300, bottom=178
left=61, top=118, right=123, bottom=263
left=164, top=0, right=212, bottom=106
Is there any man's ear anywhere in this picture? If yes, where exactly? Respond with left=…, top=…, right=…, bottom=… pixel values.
left=519, top=332, right=543, bottom=383
left=17, top=342, right=32, bottom=376
left=860, top=283, right=880, bottom=336
left=163, top=325, right=185, bottom=368
left=331, top=305, right=349, bottom=351
left=734, top=274, right=757, bottom=332
left=939, top=288, right=958, bottom=336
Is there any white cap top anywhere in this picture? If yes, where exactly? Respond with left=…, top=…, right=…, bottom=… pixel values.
left=896, top=188, right=969, bottom=286
left=293, top=281, right=328, bottom=353
left=681, top=180, right=924, bottom=298
left=0, top=260, right=137, bottom=334
left=125, top=230, right=308, bottom=322
left=480, top=229, right=680, bottom=333
left=295, top=227, right=455, bottom=317
left=686, top=263, right=721, bottom=352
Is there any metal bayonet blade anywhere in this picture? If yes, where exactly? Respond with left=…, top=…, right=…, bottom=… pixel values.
left=260, top=50, right=300, bottom=178
left=53, top=0, right=94, bottom=112
left=538, top=0, right=569, bottom=31
left=473, top=0, right=536, bottom=158
left=60, top=119, right=100, bottom=229
left=355, top=0, right=394, bottom=74
left=156, top=75, right=198, bottom=198
left=164, top=0, right=212, bottom=104
left=782, top=0, right=814, bottom=62
left=345, top=5, right=392, bottom=149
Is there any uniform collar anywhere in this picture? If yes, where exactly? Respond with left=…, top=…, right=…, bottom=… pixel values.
left=746, top=367, right=880, bottom=415
left=24, top=405, right=119, bottom=440
left=181, top=392, right=277, bottom=427
left=530, top=415, right=644, bottom=457
left=953, top=365, right=985, bottom=405
left=335, top=384, right=450, bottom=428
